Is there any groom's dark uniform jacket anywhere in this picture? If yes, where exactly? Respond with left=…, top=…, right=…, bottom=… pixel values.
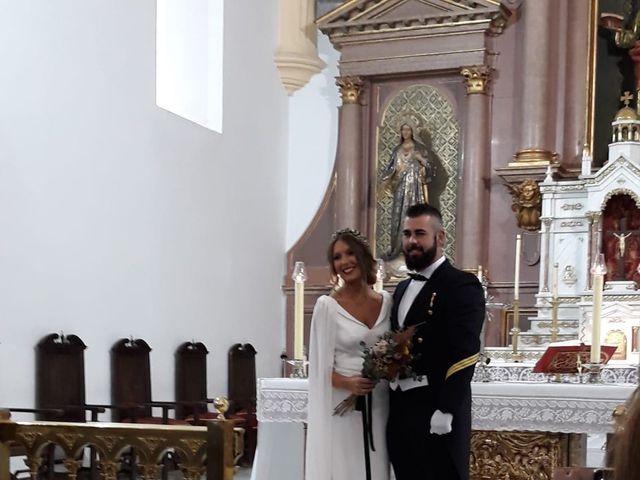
left=388, top=258, right=485, bottom=480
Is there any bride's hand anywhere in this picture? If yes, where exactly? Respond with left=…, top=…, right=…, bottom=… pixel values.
left=345, top=375, right=374, bottom=395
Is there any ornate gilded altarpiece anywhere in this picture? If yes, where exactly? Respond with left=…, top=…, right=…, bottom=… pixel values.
left=375, top=85, right=460, bottom=263
left=470, top=431, right=578, bottom=480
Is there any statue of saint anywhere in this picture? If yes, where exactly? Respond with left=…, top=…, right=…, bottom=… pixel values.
left=378, top=123, right=434, bottom=260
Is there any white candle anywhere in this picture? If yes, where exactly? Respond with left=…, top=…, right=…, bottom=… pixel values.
left=590, top=253, right=607, bottom=364
left=292, top=261, right=307, bottom=360
left=514, top=234, right=522, bottom=300
left=477, top=265, right=483, bottom=282
left=294, top=281, right=304, bottom=359
left=552, top=262, right=559, bottom=299
left=591, top=273, right=603, bottom=363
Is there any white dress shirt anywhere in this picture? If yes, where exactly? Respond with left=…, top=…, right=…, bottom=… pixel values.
left=390, top=255, right=446, bottom=392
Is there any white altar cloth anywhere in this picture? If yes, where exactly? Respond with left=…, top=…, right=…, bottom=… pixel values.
left=251, top=377, right=636, bottom=480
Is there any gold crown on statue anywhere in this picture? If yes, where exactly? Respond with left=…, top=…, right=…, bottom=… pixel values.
left=332, top=228, right=370, bottom=246
left=394, top=110, right=423, bottom=134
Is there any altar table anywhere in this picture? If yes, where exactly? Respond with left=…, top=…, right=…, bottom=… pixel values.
left=251, top=377, right=635, bottom=480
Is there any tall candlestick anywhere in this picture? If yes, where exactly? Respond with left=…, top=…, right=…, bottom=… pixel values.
left=590, top=254, right=607, bottom=364
left=552, top=262, right=559, bottom=299
left=292, top=261, right=307, bottom=360
left=514, top=234, right=522, bottom=300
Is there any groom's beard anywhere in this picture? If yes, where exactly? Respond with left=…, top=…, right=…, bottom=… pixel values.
left=403, top=236, right=437, bottom=271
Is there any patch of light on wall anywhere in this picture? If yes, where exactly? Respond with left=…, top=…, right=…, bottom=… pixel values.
left=156, top=0, right=223, bottom=133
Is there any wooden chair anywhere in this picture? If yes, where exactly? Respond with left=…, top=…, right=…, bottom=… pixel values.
left=110, top=338, right=187, bottom=480
left=35, top=333, right=107, bottom=480
left=110, top=337, right=186, bottom=425
left=36, top=333, right=104, bottom=422
left=227, top=343, right=257, bottom=466
left=174, top=341, right=213, bottom=421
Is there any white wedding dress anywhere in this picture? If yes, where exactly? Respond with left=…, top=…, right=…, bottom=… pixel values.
left=306, top=291, right=392, bottom=480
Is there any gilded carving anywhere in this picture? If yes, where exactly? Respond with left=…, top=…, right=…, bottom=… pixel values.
left=488, top=14, right=508, bottom=36
left=16, top=431, right=40, bottom=451
left=25, top=454, right=42, bottom=478
left=461, top=65, right=491, bottom=94
left=140, top=437, right=164, bottom=453
left=63, top=458, right=80, bottom=480
left=55, top=432, right=81, bottom=453
left=182, top=465, right=204, bottom=480
left=98, top=434, right=124, bottom=452
left=506, top=179, right=542, bottom=231
left=336, top=76, right=364, bottom=105
left=99, top=460, right=118, bottom=480
left=0, top=419, right=234, bottom=480
left=470, top=431, right=566, bottom=480
left=181, top=438, right=205, bottom=457
left=511, top=148, right=558, bottom=167
left=140, top=463, right=161, bottom=480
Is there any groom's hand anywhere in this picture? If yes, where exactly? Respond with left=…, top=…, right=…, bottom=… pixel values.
left=429, top=409, right=453, bottom=435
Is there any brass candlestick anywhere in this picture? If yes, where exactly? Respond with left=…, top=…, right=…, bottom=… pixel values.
left=550, top=297, right=559, bottom=343
left=510, top=298, right=523, bottom=362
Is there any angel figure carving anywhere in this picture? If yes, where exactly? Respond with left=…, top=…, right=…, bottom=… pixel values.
left=506, top=179, right=541, bottom=231
left=378, top=122, right=435, bottom=260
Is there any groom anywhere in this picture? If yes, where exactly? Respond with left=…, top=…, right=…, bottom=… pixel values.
left=387, top=203, right=485, bottom=480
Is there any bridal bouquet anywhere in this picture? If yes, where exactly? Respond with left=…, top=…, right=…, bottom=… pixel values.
left=333, top=325, right=420, bottom=416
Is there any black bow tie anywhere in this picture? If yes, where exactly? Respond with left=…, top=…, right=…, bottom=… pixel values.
left=408, top=272, right=428, bottom=282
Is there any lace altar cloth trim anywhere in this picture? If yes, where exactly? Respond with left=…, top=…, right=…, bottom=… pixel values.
left=472, top=364, right=637, bottom=384
left=257, top=378, right=636, bottom=434
left=472, top=396, right=624, bottom=434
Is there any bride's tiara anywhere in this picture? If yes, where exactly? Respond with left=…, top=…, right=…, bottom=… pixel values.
left=331, top=228, right=370, bottom=247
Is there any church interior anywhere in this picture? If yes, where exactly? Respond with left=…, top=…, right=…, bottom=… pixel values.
left=2, top=0, right=640, bottom=479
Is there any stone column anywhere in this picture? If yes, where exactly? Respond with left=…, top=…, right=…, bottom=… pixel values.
left=561, top=0, right=590, bottom=172
left=458, top=66, right=491, bottom=270
left=334, top=76, right=364, bottom=231
left=511, top=0, right=559, bottom=166
left=540, top=217, right=552, bottom=292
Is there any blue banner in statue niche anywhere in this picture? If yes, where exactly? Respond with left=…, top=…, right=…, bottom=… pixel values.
left=375, top=84, right=460, bottom=274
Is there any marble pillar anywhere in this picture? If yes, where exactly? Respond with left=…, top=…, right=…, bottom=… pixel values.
left=562, top=0, right=590, bottom=172
left=334, top=76, right=364, bottom=231
left=511, top=0, right=560, bottom=166
left=459, top=66, right=491, bottom=270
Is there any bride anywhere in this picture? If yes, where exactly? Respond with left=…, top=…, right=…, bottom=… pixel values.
left=305, top=228, right=392, bottom=480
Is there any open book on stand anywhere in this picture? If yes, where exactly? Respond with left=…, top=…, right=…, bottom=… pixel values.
left=533, top=340, right=618, bottom=374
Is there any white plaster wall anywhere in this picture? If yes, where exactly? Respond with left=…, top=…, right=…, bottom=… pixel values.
left=286, top=33, right=340, bottom=249
left=0, top=0, right=288, bottom=416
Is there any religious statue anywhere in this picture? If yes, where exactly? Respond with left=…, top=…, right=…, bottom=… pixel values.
left=601, top=5, right=640, bottom=89
left=506, top=179, right=541, bottom=231
left=613, top=231, right=633, bottom=258
left=593, top=1, right=640, bottom=163
left=378, top=122, right=434, bottom=260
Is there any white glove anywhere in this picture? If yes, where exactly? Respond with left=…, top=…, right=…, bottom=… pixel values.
left=429, top=409, right=453, bottom=435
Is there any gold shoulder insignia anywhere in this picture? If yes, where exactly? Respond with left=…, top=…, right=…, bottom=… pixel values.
left=445, top=353, right=480, bottom=380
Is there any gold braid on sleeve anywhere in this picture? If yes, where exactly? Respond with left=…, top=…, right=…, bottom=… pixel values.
left=445, top=353, right=480, bottom=380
